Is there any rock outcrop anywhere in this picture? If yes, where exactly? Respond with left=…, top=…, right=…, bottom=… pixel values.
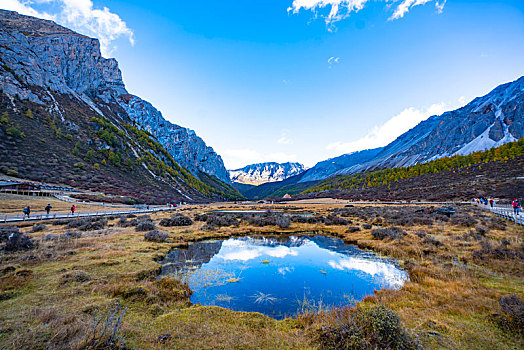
left=0, top=10, right=239, bottom=203
left=0, top=9, right=230, bottom=183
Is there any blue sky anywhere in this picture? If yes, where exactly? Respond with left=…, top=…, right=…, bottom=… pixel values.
left=3, top=0, right=524, bottom=169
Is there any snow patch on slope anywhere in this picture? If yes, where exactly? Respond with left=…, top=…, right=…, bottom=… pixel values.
left=455, top=122, right=516, bottom=156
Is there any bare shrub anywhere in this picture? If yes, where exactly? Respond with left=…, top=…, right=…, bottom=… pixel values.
left=423, top=236, right=443, bottom=247
left=244, top=213, right=291, bottom=228
left=275, top=216, right=290, bottom=229
left=475, top=225, right=488, bottom=235
left=65, top=230, right=82, bottom=239
left=68, top=217, right=107, bottom=231
left=346, top=226, right=361, bottom=233
left=493, top=295, right=524, bottom=336
left=0, top=226, right=19, bottom=242
left=144, top=230, right=168, bottom=243
left=204, top=214, right=240, bottom=227
left=324, top=215, right=348, bottom=226
left=473, top=241, right=524, bottom=260
left=316, top=306, right=421, bottom=350
left=371, top=227, right=406, bottom=240
left=159, top=214, right=193, bottom=227
left=451, top=213, right=477, bottom=227
left=32, top=223, right=47, bottom=232
left=488, top=217, right=507, bottom=231
left=59, top=270, right=91, bottom=284
left=136, top=221, right=156, bottom=232
left=3, top=232, right=36, bottom=251
left=80, top=301, right=127, bottom=349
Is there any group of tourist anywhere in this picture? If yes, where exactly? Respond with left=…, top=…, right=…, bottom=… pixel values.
left=474, top=197, right=521, bottom=215
left=474, top=197, right=496, bottom=208
left=22, top=203, right=77, bottom=218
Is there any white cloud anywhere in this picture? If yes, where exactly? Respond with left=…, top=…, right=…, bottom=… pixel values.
left=328, top=257, right=407, bottom=289
left=458, top=96, right=468, bottom=107
left=217, top=240, right=299, bottom=261
left=326, top=102, right=448, bottom=153
left=288, top=0, right=446, bottom=26
left=0, top=0, right=134, bottom=56
left=277, top=130, right=293, bottom=145
left=328, top=56, right=340, bottom=68
left=222, top=149, right=298, bottom=169
left=390, top=0, right=432, bottom=20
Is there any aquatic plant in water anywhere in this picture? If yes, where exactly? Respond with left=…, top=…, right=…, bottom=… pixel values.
left=253, top=291, right=278, bottom=304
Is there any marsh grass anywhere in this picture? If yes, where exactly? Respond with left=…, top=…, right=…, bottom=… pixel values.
left=0, top=202, right=522, bottom=349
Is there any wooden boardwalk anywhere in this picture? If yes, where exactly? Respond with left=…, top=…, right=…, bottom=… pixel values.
left=476, top=202, right=523, bottom=226
left=1, top=206, right=176, bottom=224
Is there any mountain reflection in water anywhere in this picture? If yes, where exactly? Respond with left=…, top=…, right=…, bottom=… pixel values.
left=161, top=235, right=408, bottom=319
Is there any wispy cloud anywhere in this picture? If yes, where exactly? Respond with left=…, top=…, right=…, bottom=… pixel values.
left=326, top=102, right=448, bottom=153
left=288, top=0, right=446, bottom=27
left=0, top=0, right=134, bottom=56
left=222, top=149, right=298, bottom=169
left=328, top=56, right=340, bottom=68
left=277, top=130, right=293, bottom=145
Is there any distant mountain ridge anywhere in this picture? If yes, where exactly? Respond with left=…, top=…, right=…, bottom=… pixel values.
left=229, top=162, right=306, bottom=185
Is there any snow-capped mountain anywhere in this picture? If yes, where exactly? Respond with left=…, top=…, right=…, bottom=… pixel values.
left=299, top=76, right=524, bottom=181
left=230, top=162, right=306, bottom=185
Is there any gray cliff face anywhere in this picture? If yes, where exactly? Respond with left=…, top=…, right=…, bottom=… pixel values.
left=0, top=10, right=230, bottom=183
left=117, top=94, right=230, bottom=182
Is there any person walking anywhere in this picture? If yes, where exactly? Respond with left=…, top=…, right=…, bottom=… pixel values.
left=512, top=198, right=521, bottom=216
left=23, top=205, right=31, bottom=219
left=70, top=205, right=76, bottom=216
left=45, top=203, right=52, bottom=216
left=489, top=198, right=494, bottom=208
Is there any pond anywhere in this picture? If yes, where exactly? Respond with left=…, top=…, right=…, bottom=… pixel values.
left=161, top=235, right=408, bottom=319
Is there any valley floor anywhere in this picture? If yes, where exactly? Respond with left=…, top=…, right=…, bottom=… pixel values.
left=0, top=199, right=522, bottom=349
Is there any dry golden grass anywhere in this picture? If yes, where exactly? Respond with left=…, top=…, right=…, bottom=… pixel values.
left=0, top=202, right=522, bottom=349
left=0, top=193, right=125, bottom=215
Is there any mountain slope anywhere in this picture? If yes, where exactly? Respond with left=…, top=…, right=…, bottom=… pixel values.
left=335, top=76, right=524, bottom=175
left=299, top=138, right=524, bottom=201
left=299, top=148, right=383, bottom=183
left=0, top=10, right=240, bottom=203
left=229, top=162, right=306, bottom=185
left=0, top=10, right=230, bottom=183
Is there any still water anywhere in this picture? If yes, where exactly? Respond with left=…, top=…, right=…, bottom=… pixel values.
left=161, top=235, right=408, bottom=319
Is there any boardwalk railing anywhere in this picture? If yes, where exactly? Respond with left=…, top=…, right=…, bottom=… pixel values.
left=0, top=206, right=177, bottom=224
left=474, top=202, right=523, bottom=226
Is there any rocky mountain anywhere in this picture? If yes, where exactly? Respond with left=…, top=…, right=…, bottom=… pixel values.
left=241, top=76, right=524, bottom=199
left=0, top=10, right=230, bottom=183
left=0, top=10, right=240, bottom=203
left=331, top=76, right=524, bottom=176
left=296, top=76, right=524, bottom=184
left=117, top=95, right=230, bottom=183
left=229, top=162, right=306, bottom=185
left=299, top=148, right=383, bottom=183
